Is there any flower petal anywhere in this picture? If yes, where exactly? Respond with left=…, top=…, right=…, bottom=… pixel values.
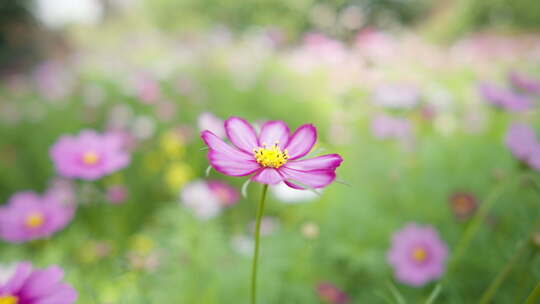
left=258, top=120, right=290, bottom=149
left=2, top=262, right=33, bottom=294
left=202, top=131, right=260, bottom=176
left=285, top=154, right=342, bottom=171
left=208, top=150, right=260, bottom=176
left=251, top=168, right=284, bottom=185
left=280, top=167, right=336, bottom=189
left=225, top=117, right=259, bottom=153
left=285, top=124, right=317, bottom=160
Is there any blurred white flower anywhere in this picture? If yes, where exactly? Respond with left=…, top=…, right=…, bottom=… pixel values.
left=198, top=112, right=225, bottom=138
left=231, top=235, right=254, bottom=257
left=249, top=217, right=279, bottom=236
left=180, top=180, right=221, bottom=220
left=34, top=0, right=103, bottom=28
left=301, top=222, right=320, bottom=239
left=131, top=115, right=156, bottom=140
left=270, top=182, right=320, bottom=203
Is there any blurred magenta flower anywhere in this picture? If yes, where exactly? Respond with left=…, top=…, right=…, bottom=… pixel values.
left=0, top=191, right=75, bottom=243
left=370, top=115, right=411, bottom=140
left=479, top=82, right=532, bottom=112
left=449, top=192, right=478, bottom=220
left=206, top=180, right=239, bottom=207
left=44, top=178, right=76, bottom=206
left=201, top=117, right=343, bottom=189
left=0, top=262, right=77, bottom=304
left=387, top=223, right=448, bottom=286
left=509, top=71, right=540, bottom=94
left=133, top=73, right=161, bottom=104
left=106, top=185, right=128, bottom=204
left=316, top=282, right=349, bottom=304
left=50, top=130, right=131, bottom=180
left=198, top=112, right=226, bottom=138
left=180, top=180, right=239, bottom=220
left=504, top=123, right=538, bottom=162
left=372, top=84, right=420, bottom=109
left=33, top=60, right=74, bottom=102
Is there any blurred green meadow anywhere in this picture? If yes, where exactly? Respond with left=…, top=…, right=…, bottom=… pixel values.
left=1, top=0, right=540, bottom=303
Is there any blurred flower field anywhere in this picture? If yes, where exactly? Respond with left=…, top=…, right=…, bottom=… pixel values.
left=2, top=1, right=540, bottom=303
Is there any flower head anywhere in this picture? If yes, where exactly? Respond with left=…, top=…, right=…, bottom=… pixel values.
left=0, top=262, right=77, bottom=304
left=449, top=192, right=478, bottom=220
left=201, top=117, right=343, bottom=189
left=370, top=115, right=411, bottom=140
left=0, top=191, right=75, bottom=243
left=504, top=123, right=540, bottom=169
left=106, top=185, right=128, bottom=204
left=372, top=84, right=420, bottom=110
left=50, top=130, right=131, bottom=180
left=479, top=82, right=532, bottom=112
left=509, top=71, right=540, bottom=94
left=315, top=282, right=349, bottom=304
left=180, top=180, right=239, bottom=220
left=387, top=223, right=448, bottom=286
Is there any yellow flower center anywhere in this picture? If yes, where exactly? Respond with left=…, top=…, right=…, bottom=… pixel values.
left=0, top=295, right=18, bottom=304
left=253, top=143, right=289, bottom=168
left=82, top=151, right=100, bottom=165
left=25, top=212, right=44, bottom=229
left=411, top=247, right=427, bottom=262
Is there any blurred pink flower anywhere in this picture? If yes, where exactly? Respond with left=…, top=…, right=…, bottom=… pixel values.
left=316, top=282, right=349, bottom=304
left=33, top=60, right=74, bottom=102
left=371, top=115, right=411, bottom=140
left=479, top=82, right=533, bottom=112
left=155, top=100, right=178, bottom=122
left=387, top=223, right=448, bottom=286
left=0, top=191, right=75, bottom=243
left=509, top=71, right=540, bottom=94
left=50, top=130, right=131, bottom=180
left=206, top=180, right=239, bottom=207
left=249, top=216, right=279, bottom=236
left=372, top=84, right=420, bottom=110
left=106, top=185, right=128, bottom=204
left=134, top=74, right=161, bottom=104
left=45, top=178, right=76, bottom=206
left=180, top=180, right=224, bottom=220
left=201, top=117, right=343, bottom=189
left=198, top=112, right=226, bottom=138
left=0, top=262, right=77, bottom=304
left=504, top=123, right=538, bottom=162
left=449, top=192, right=478, bottom=220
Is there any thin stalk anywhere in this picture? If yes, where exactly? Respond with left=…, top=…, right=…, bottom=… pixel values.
left=251, top=184, right=269, bottom=304
left=478, top=237, right=531, bottom=304
left=451, top=175, right=520, bottom=269
left=525, top=281, right=540, bottom=304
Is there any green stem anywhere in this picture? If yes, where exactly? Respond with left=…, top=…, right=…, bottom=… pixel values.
left=478, top=236, right=531, bottom=304
left=525, top=281, right=540, bottom=304
left=251, top=184, right=269, bottom=304
left=451, top=176, right=518, bottom=270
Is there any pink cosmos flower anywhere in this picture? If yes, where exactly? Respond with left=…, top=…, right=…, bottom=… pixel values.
left=504, top=123, right=538, bottom=162
left=0, top=191, right=75, bottom=243
left=509, top=71, right=540, bottom=94
left=478, top=82, right=532, bottom=112
left=106, top=185, right=128, bottom=204
left=387, top=223, right=448, bottom=287
left=372, top=84, right=420, bottom=110
left=198, top=112, right=226, bottom=138
left=206, top=180, right=239, bottom=207
left=180, top=180, right=239, bottom=220
left=370, top=115, right=412, bottom=140
left=201, top=117, right=343, bottom=189
left=0, top=262, right=77, bottom=304
left=50, top=130, right=130, bottom=180
left=316, top=282, right=349, bottom=304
